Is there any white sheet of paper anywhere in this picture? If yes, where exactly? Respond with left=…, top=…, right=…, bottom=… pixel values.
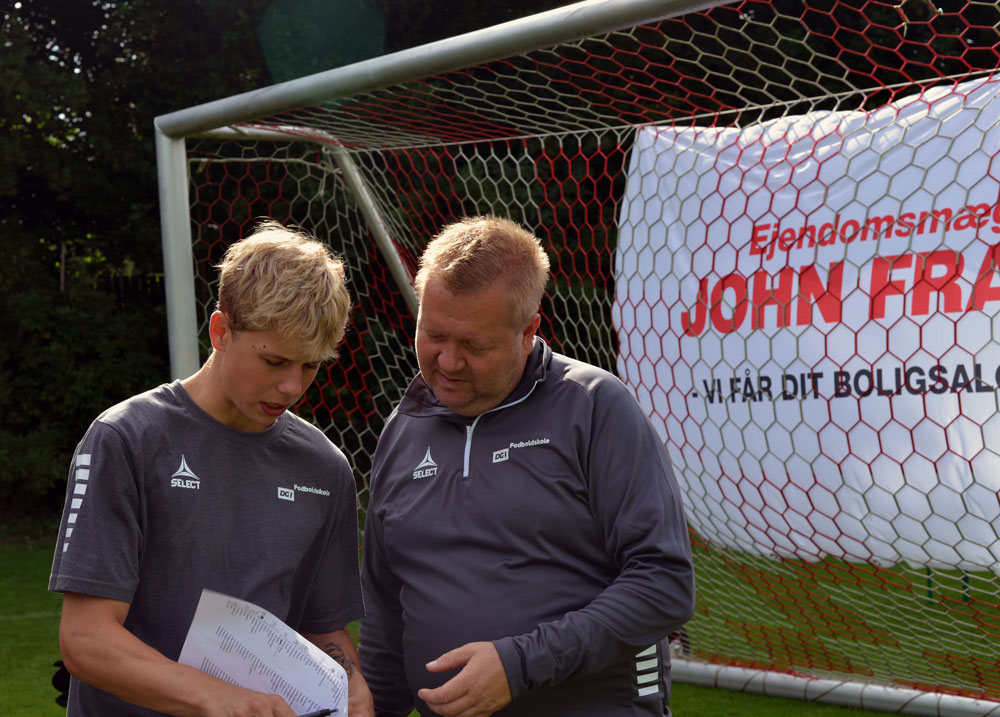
left=178, top=589, right=347, bottom=715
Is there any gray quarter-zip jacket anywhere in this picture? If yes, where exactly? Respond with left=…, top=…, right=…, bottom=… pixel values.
left=361, top=338, right=695, bottom=716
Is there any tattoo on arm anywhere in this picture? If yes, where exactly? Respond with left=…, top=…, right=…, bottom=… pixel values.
left=322, top=642, right=356, bottom=678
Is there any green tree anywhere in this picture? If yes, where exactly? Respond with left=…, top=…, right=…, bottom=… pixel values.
left=0, top=0, right=569, bottom=526
left=0, top=0, right=274, bottom=525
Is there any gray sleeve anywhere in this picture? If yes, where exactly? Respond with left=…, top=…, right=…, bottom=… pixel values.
left=360, top=486, right=415, bottom=717
left=493, top=380, right=695, bottom=696
left=49, top=421, right=142, bottom=602
left=298, top=452, right=365, bottom=634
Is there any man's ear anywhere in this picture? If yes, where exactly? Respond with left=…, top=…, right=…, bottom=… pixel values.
left=522, top=312, right=541, bottom=350
left=208, top=311, right=231, bottom=351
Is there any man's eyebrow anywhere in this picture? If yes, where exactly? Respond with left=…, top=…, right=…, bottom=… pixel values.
left=259, top=349, right=291, bottom=361
left=260, top=349, right=317, bottom=364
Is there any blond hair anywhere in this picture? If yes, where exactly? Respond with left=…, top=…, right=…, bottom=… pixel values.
left=414, top=216, right=550, bottom=328
left=216, top=220, right=351, bottom=360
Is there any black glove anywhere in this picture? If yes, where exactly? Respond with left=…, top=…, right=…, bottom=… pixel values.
left=52, top=659, right=70, bottom=708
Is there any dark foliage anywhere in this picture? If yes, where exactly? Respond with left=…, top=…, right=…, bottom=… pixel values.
left=1, top=0, right=272, bottom=523
left=0, top=0, right=574, bottom=523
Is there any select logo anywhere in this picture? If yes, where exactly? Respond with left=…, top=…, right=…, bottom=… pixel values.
left=170, top=455, right=201, bottom=489
left=277, top=487, right=295, bottom=501
left=412, top=448, right=438, bottom=479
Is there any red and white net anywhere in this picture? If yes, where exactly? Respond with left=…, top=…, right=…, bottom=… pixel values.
left=182, top=0, right=1000, bottom=702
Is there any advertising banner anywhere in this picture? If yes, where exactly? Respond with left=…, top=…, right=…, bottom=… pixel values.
left=615, top=77, right=1000, bottom=570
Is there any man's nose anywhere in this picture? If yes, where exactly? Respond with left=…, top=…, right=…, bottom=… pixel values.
left=437, top=343, right=465, bottom=372
left=277, top=365, right=309, bottom=395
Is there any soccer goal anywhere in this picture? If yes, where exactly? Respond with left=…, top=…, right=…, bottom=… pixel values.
left=155, top=0, right=1000, bottom=712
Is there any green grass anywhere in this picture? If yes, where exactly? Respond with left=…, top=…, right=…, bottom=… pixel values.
left=2, top=537, right=889, bottom=716
left=684, top=536, right=1000, bottom=698
left=0, top=536, right=65, bottom=715
left=671, top=682, right=889, bottom=716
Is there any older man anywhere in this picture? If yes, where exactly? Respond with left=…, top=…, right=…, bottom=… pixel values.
left=361, top=215, right=695, bottom=716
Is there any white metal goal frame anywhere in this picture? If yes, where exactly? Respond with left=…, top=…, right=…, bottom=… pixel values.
left=154, top=0, right=1000, bottom=713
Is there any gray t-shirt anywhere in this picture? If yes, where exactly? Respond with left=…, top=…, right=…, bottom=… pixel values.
left=50, top=380, right=363, bottom=715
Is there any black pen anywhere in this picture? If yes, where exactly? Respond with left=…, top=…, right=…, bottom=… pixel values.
left=298, top=710, right=337, bottom=717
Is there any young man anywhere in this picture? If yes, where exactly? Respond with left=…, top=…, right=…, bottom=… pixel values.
left=49, top=221, right=374, bottom=716
left=360, top=215, right=695, bottom=716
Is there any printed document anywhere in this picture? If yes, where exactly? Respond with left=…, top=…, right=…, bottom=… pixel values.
left=179, top=589, right=347, bottom=714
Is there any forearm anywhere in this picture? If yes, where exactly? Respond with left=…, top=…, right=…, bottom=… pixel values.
left=62, top=612, right=237, bottom=715
left=304, top=628, right=361, bottom=679
left=305, top=628, right=374, bottom=717
left=60, top=592, right=293, bottom=716
left=494, top=559, right=694, bottom=695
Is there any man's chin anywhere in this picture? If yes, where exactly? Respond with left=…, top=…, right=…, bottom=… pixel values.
left=438, top=394, right=470, bottom=413
left=434, top=389, right=477, bottom=416
left=431, top=381, right=464, bottom=402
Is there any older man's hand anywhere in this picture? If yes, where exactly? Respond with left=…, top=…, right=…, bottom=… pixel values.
left=417, top=642, right=512, bottom=717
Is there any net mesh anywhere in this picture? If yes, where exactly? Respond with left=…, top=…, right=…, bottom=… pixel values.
left=180, top=0, right=1000, bottom=702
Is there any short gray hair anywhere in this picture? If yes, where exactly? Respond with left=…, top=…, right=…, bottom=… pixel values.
left=414, top=216, right=550, bottom=327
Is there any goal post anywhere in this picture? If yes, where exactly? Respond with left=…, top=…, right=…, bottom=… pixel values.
left=155, top=0, right=1000, bottom=712
left=154, top=0, right=720, bottom=379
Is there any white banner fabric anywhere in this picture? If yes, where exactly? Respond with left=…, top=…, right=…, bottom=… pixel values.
left=614, top=76, right=1000, bottom=571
